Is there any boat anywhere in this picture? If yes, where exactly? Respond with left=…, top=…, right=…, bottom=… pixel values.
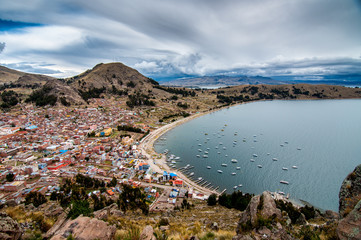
left=198, top=177, right=203, bottom=181
left=267, top=153, right=270, bottom=155
left=231, top=172, right=236, bottom=175
left=233, top=142, right=237, bottom=145
left=223, top=147, right=226, bottom=150
left=285, top=141, right=289, bottom=144
left=215, top=146, right=219, bottom=149
left=225, top=154, right=228, bottom=157
left=280, top=144, right=284, bottom=147
left=238, top=184, right=243, bottom=187
left=253, top=154, right=258, bottom=157
left=297, top=147, right=302, bottom=150
left=207, top=166, right=211, bottom=169
left=272, top=158, right=278, bottom=161
left=204, top=151, right=209, bottom=154
left=198, top=143, right=202, bottom=146
left=196, top=155, right=200, bottom=158
left=217, top=152, right=221, bottom=154
left=233, top=186, right=237, bottom=189
left=198, top=149, right=202, bottom=152
left=217, top=170, right=223, bottom=173
left=189, top=172, right=194, bottom=176
left=292, top=166, right=298, bottom=169
left=243, top=139, right=246, bottom=142
left=207, top=147, right=210, bottom=150
left=221, top=163, right=227, bottom=167
left=280, top=180, right=289, bottom=185
left=171, top=160, right=176, bottom=164
left=257, top=165, right=262, bottom=168
left=231, top=159, right=238, bottom=163
left=250, top=159, right=255, bottom=162
left=236, top=167, right=241, bottom=170
left=175, top=156, right=180, bottom=160
left=219, top=142, right=223, bottom=145
left=203, top=155, right=208, bottom=158
left=277, top=191, right=285, bottom=195
left=282, top=167, right=288, bottom=170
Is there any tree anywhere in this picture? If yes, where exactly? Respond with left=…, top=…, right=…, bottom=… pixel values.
left=6, top=172, right=15, bottom=182
left=67, top=200, right=92, bottom=219
left=207, top=194, right=217, bottom=206
left=108, top=177, right=117, bottom=187
left=25, top=192, right=47, bottom=207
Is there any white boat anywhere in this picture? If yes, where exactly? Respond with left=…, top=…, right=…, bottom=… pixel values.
left=203, top=155, right=208, bottom=158
left=189, top=172, right=194, bottom=176
left=233, top=142, right=237, bottom=145
left=225, top=154, right=228, bottom=157
left=278, top=191, right=285, bottom=195
left=238, top=184, right=243, bottom=187
left=267, top=153, right=270, bottom=155
left=215, top=146, right=219, bottom=149
left=231, top=172, right=236, bottom=175
left=198, top=177, right=203, bottom=181
left=282, top=167, right=288, bottom=170
left=280, top=180, right=289, bottom=185
left=231, top=159, right=238, bottom=163
left=250, top=159, right=255, bottom=162
left=257, top=165, right=262, bottom=168
left=292, top=166, right=298, bottom=169
left=223, top=147, right=226, bottom=150
left=207, top=166, right=211, bottom=169
left=171, top=160, right=176, bottom=164
left=198, top=143, right=202, bottom=146
left=253, top=154, right=258, bottom=157
left=207, top=148, right=210, bottom=150
left=272, top=158, right=278, bottom=161
left=204, top=151, right=209, bottom=154
left=297, top=147, right=302, bottom=150
left=175, top=156, right=180, bottom=160
left=236, top=167, right=241, bottom=170
left=221, top=163, right=227, bottom=167
left=196, top=155, right=200, bottom=158
left=217, top=170, right=223, bottom=173
left=217, top=152, right=221, bottom=154
left=233, top=186, right=238, bottom=189
left=198, top=149, right=202, bottom=152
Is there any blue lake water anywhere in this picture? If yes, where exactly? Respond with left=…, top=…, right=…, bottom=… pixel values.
left=154, top=100, right=361, bottom=211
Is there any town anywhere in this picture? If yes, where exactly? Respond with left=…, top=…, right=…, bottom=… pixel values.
left=0, top=98, right=209, bottom=215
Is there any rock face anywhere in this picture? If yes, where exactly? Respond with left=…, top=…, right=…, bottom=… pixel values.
left=139, top=225, right=156, bottom=240
left=237, top=191, right=282, bottom=228
left=339, top=164, right=361, bottom=218
left=0, top=212, right=23, bottom=240
left=337, top=164, right=361, bottom=240
left=50, top=216, right=116, bottom=240
left=93, top=203, right=123, bottom=220
left=337, top=199, right=361, bottom=240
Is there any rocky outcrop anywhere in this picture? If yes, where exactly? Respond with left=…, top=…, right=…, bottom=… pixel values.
left=237, top=191, right=282, bottom=228
left=50, top=216, right=116, bottom=240
left=45, top=212, right=68, bottom=239
left=93, top=203, right=123, bottom=220
left=337, top=164, right=361, bottom=240
left=337, top=199, right=361, bottom=240
left=234, top=191, right=293, bottom=240
left=339, top=164, right=361, bottom=218
left=139, top=225, right=156, bottom=240
left=0, top=212, right=23, bottom=240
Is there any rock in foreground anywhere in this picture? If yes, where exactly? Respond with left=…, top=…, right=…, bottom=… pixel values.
left=0, top=212, right=23, bottom=240
left=50, top=216, right=116, bottom=240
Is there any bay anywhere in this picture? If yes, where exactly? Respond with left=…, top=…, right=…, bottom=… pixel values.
left=154, top=99, right=361, bottom=211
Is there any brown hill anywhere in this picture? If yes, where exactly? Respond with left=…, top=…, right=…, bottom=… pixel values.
left=0, top=66, right=25, bottom=83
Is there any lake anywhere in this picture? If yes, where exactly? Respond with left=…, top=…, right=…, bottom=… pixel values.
left=154, top=99, right=361, bottom=211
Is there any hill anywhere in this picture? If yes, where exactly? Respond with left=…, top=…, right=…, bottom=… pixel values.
left=163, top=75, right=285, bottom=87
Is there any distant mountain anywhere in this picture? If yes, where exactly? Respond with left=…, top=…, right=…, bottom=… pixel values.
left=0, top=65, right=54, bottom=86
left=162, top=75, right=286, bottom=87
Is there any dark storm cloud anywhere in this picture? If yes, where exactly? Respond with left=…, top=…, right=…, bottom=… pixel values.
left=0, top=0, right=360, bottom=79
left=0, top=42, right=5, bottom=53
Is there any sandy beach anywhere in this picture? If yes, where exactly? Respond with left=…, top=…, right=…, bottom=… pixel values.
left=139, top=109, right=225, bottom=196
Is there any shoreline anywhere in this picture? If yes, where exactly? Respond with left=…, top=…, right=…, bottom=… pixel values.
left=139, top=105, right=236, bottom=196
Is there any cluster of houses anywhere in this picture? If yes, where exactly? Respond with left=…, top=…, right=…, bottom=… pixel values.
left=0, top=99, right=200, bottom=209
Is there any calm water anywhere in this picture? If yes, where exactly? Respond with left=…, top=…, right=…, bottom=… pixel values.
left=154, top=100, right=361, bottom=211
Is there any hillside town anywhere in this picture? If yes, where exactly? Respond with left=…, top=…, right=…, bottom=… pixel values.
left=0, top=99, right=207, bottom=213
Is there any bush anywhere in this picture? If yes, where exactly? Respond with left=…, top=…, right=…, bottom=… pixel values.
left=26, top=86, right=57, bottom=106
left=67, top=200, right=92, bottom=219
left=6, top=172, right=15, bottom=182
left=207, top=194, right=217, bottom=206
left=25, top=192, right=47, bottom=207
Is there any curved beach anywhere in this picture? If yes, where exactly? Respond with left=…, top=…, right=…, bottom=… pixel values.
left=139, top=109, right=225, bottom=196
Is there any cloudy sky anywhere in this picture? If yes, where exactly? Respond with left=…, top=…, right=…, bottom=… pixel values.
left=0, top=0, right=360, bottom=81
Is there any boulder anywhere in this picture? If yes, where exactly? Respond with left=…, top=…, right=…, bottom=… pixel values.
left=139, top=225, right=156, bottom=240
left=0, top=212, right=23, bottom=240
left=93, top=203, right=123, bottom=220
left=337, top=199, right=361, bottom=240
left=237, top=191, right=282, bottom=231
left=50, top=216, right=116, bottom=240
left=295, top=213, right=307, bottom=225
left=339, top=164, right=361, bottom=218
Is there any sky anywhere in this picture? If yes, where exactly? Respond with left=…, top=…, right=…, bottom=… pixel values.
left=0, top=0, right=361, bottom=81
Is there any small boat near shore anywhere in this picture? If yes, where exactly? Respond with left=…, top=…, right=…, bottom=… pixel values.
left=207, top=166, right=211, bottom=169
left=282, top=167, right=288, bottom=170
left=250, top=159, right=255, bottom=162
left=272, top=158, right=278, bottom=161
left=280, top=180, right=289, bottom=185
left=231, top=159, right=238, bottom=163
left=221, top=163, right=228, bottom=167
left=257, top=165, right=262, bottom=168
left=236, top=167, right=241, bottom=170
left=292, top=166, right=298, bottom=169
left=253, top=154, right=258, bottom=157
left=217, top=170, right=223, bottom=173
left=231, top=172, right=236, bottom=175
